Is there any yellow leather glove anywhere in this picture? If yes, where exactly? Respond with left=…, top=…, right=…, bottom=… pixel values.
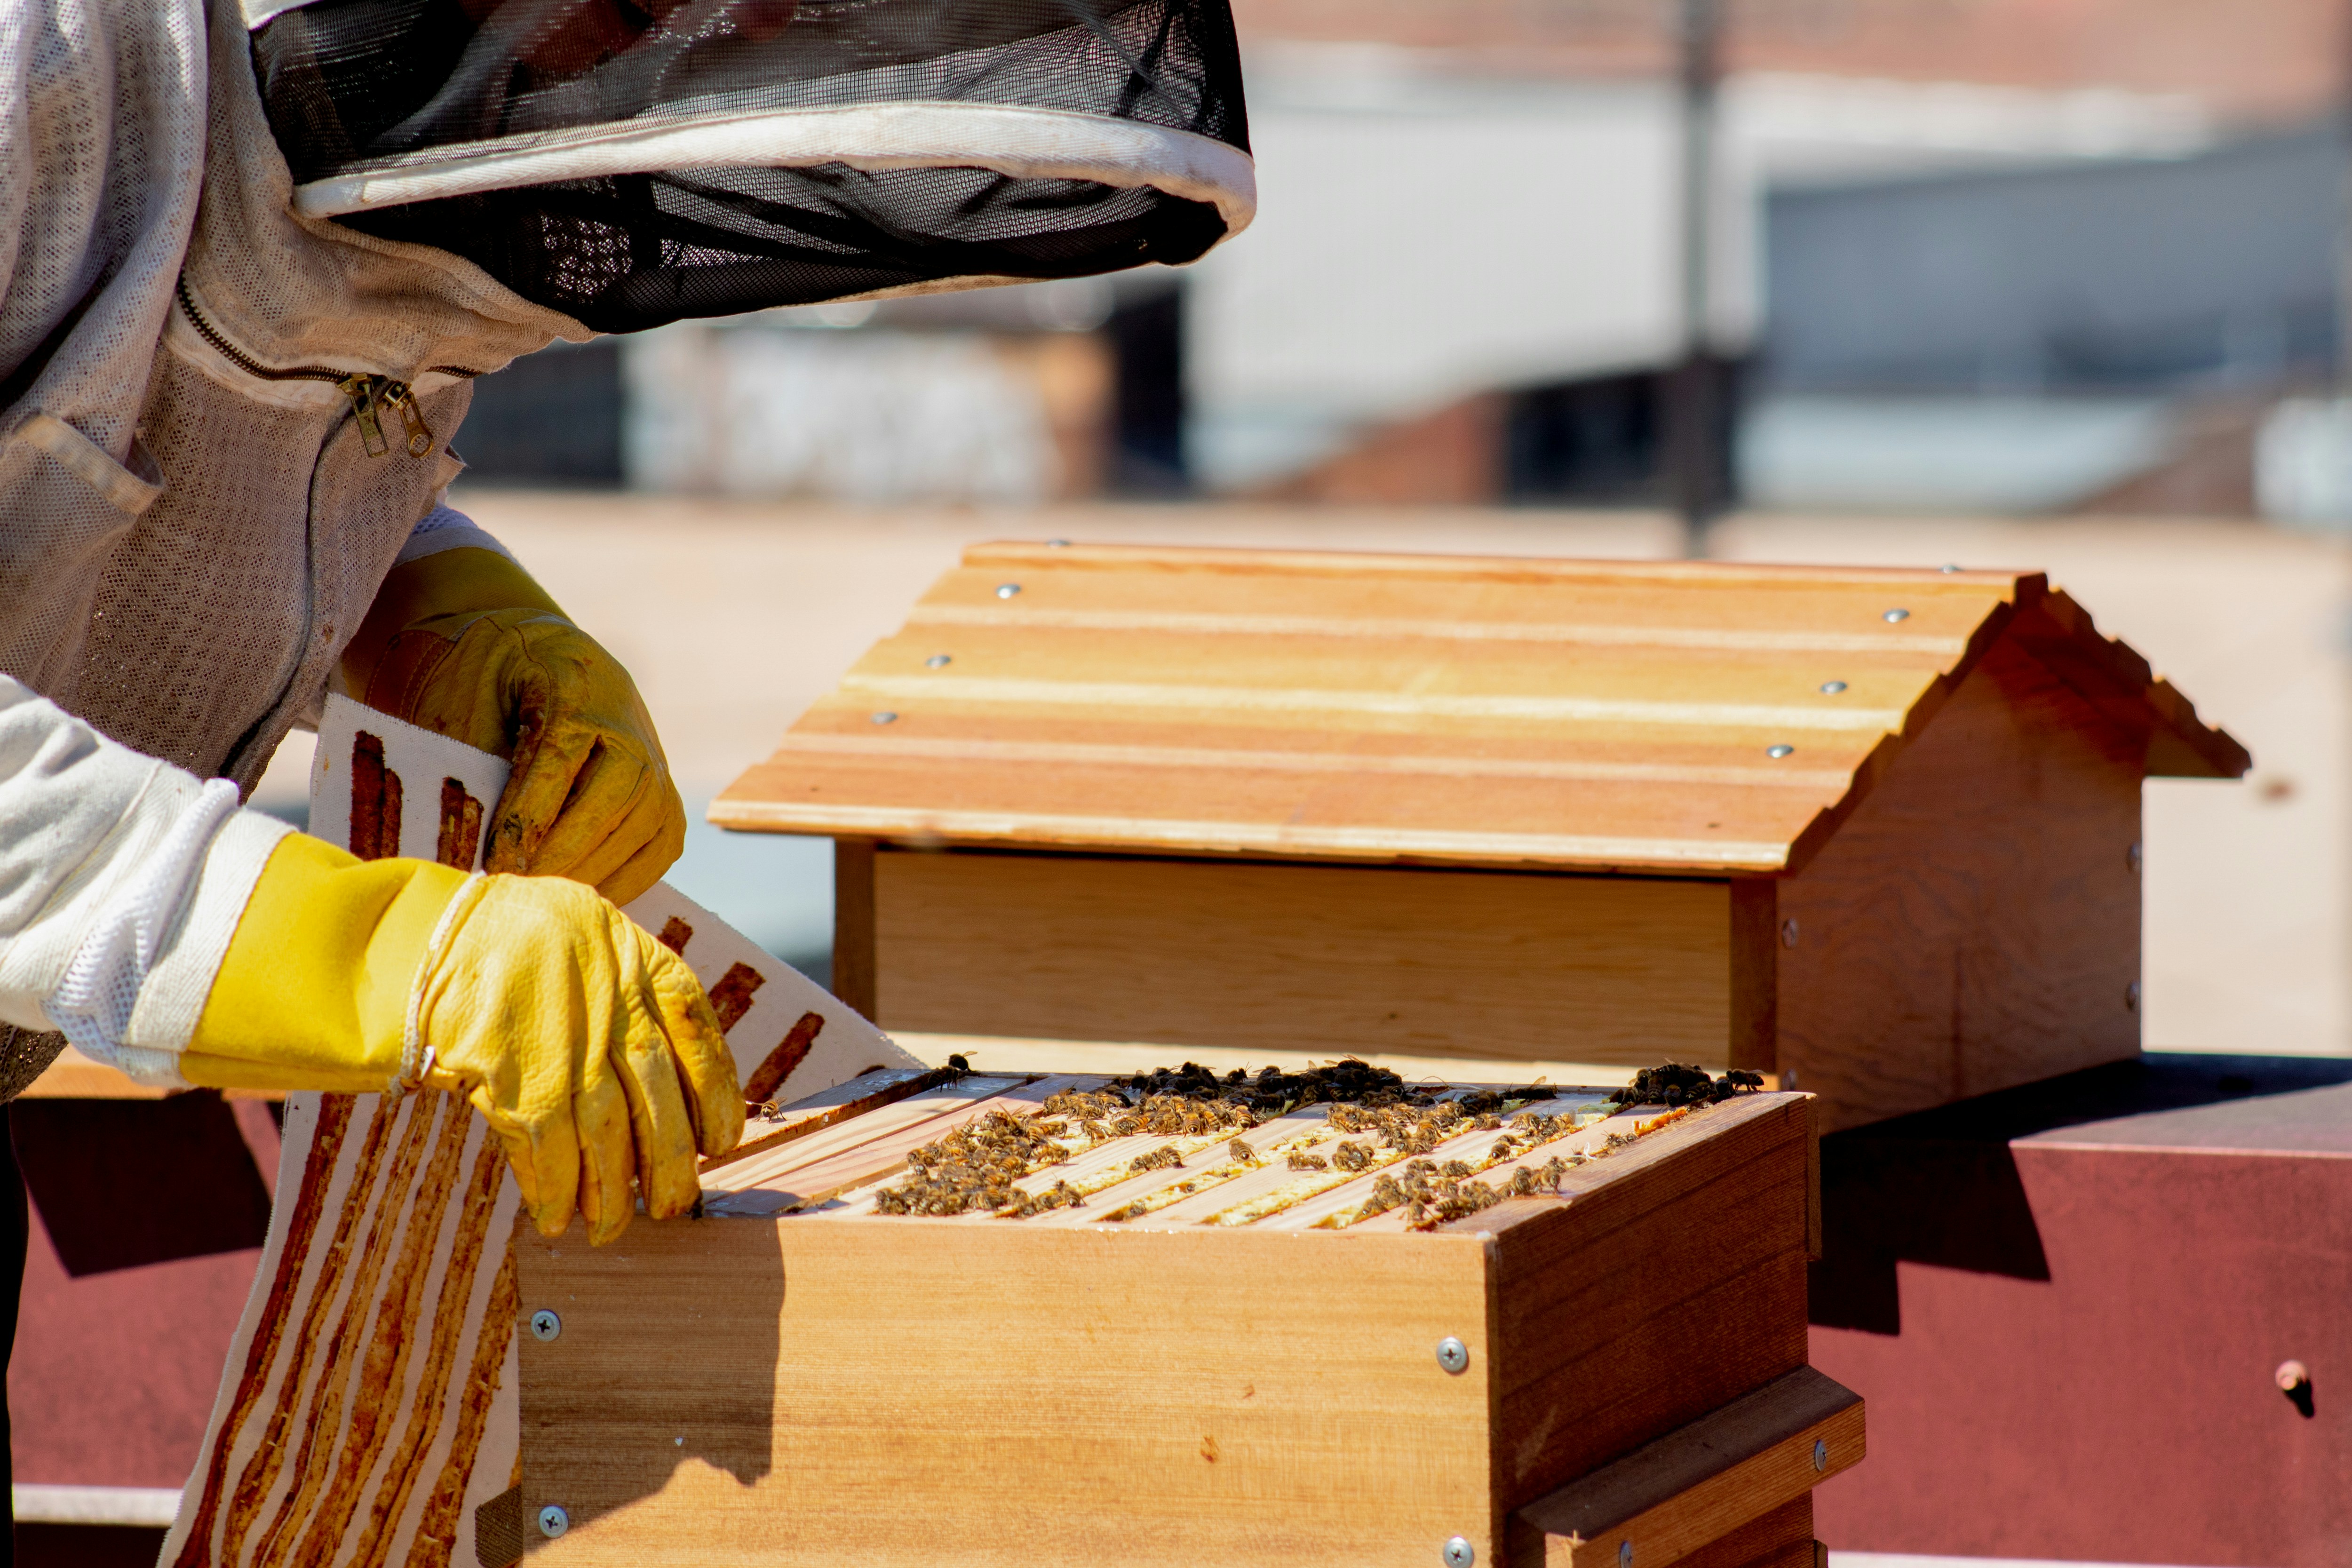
left=184, top=834, right=745, bottom=1243
left=342, top=546, right=685, bottom=906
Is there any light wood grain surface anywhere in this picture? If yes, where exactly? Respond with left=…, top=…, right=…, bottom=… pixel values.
left=1775, top=634, right=2145, bottom=1130
left=870, top=850, right=1733, bottom=1065
left=715, top=544, right=2242, bottom=875
left=519, top=1220, right=1497, bottom=1567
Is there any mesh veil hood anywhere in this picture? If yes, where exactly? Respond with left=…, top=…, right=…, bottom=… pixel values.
left=243, top=0, right=1255, bottom=331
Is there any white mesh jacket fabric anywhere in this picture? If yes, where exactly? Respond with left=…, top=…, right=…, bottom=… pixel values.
left=0, top=0, right=588, bottom=1091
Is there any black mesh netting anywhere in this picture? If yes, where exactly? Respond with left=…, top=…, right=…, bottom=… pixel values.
left=252, top=0, right=1248, bottom=330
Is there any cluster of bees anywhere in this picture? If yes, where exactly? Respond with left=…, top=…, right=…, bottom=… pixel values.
left=1611, top=1063, right=1765, bottom=1108
left=872, top=1108, right=1089, bottom=1217
left=1111, top=1059, right=1455, bottom=1116
left=868, top=1059, right=1677, bottom=1224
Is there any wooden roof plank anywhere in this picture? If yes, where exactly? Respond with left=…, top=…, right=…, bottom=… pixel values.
left=715, top=546, right=2249, bottom=874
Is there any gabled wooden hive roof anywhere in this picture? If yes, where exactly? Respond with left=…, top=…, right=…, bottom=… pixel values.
left=715, top=543, right=2249, bottom=876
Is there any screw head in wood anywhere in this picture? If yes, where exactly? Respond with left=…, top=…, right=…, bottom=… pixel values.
left=1046, top=539, right=1071, bottom=548
left=1940, top=563, right=1961, bottom=573
left=1767, top=744, right=1795, bottom=759
left=2278, top=1359, right=2310, bottom=1392
left=1444, top=1537, right=1475, bottom=1567
left=1819, top=680, right=1847, bottom=694
left=1620, top=1542, right=1634, bottom=1568
left=1436, top=1337, right=1470, bottom=1374
left=529, top=1310, right=561, bottom=1342
left=871, top=711, right=898, bottom=725
left=996, top=583, right=1021, bottom=598
left=538, top=1505, right=570, bottom=1538
left=926, top=654, right=952, bottom=669
left=1813, top=1438, right=1828, bottom=1472
left=2125, top=981, right=2141, bottom=1012
left=1883, top=608, right=1910, bottom=622
left=2128, top=841, right=2143, bottom=874
left=1780, top=918, right=1800, bottom=948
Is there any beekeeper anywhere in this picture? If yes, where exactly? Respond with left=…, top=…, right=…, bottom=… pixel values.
left=2, top=0, right=1248, bottom=1428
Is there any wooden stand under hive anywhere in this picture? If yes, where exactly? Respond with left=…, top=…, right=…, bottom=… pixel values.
left=715, top=544, right=2248, bottom=1132
left=520, top=1068, right=1849, bottom=1568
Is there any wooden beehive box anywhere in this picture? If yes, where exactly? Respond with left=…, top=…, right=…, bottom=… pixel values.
left=715, top=545, right=2248, bottom=1131
left=520, top=1073, right=1850, bottom=1568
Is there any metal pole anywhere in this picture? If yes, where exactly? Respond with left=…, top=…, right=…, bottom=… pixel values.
left=1668, top=0, right=1725, bottom=551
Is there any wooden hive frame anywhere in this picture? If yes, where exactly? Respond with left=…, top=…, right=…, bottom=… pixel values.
left=715, top=545, right=2249, bottom=1131
left=518, top=1080, right=1845, bottom=1568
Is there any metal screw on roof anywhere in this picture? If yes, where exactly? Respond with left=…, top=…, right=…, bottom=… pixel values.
left=996, top=583, right=1021, bottom=598
left=1444, top=1538, right=1476, bottom=1567
left=1436, top=1337, right=1470, bottom=1374
left=872, top=711, right=898, bottom=725
left=528, top=1310, right=561, bottom=1342
left=926, top=654, right=952, bottom=669
left=1883, top=608, right=1910, bottom=623
left=1045, top=538, right=1072, bottom=548
left=538, top=1505, right=570, bottom=1539
left=2277, top=1360, right=2311, bottom=1392
left=1819, top=680, right=1848, bottom=695
left=1940, top=563, right=1962, bottom=573
left=1767, top=744, right=1795, bottom=759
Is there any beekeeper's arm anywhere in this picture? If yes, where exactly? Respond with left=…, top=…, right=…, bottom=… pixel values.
left=342, top=505, right=687, bottom=908
left=0, top=677, right=742, bottom=1243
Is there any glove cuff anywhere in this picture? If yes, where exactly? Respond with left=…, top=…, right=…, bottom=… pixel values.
left=400, top=870, right=490, bottom=1091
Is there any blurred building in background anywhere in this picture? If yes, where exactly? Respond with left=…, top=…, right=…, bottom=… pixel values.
left=457, top=0, right=2352, bottom=520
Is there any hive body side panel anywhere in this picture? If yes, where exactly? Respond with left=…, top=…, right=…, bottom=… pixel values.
left=517, top=1219, right=1495, bottom=1568
left=1487, top=1097, right=1816, bottom=1512
left=1775, top=636, right=2144, bottom=1132
left=872, top=851, right=1732, bottom=1067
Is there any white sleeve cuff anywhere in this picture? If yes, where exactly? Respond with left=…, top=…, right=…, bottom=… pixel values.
left=115, top=808, right=294, bottom=1085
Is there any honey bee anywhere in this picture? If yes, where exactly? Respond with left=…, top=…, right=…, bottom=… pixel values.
left=1227, top=1138, right=1257, bottom=1164
left=1286, top=1151, right=1329, bottom=1171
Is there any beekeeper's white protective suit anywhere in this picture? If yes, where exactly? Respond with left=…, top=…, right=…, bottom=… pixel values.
left=0, top=0, right=605, bottom=1100
left=0, top=0, right=1253, bottom=1523
left=0, top=0, right=1255, bottom=1108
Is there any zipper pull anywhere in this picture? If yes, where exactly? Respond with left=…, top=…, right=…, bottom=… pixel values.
left=340, top=374, right=390, bottom=457
left=382, top=382, right=435, bottom=458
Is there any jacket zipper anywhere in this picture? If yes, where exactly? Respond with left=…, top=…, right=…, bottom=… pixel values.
left=174, top=277, right=479, bottom=459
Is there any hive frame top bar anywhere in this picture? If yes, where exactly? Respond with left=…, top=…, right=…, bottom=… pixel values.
left=701, top=1068, right=1780, bottom=1236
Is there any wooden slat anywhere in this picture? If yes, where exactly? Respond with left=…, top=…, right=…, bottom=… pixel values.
left=1510, top=1368, right=1864, bottom=1568
left=703, top=1067, right=949, bottom=1174
left=19, top=1045, right=168, bottom=1099
left=715, top=547, right=2245, bottom=874
left=707, top=1078, right=1085, bottom=1216
left=870, top=852, right=1733, bottom=1066
left=698, top=1078, right=1028, bottom=1203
